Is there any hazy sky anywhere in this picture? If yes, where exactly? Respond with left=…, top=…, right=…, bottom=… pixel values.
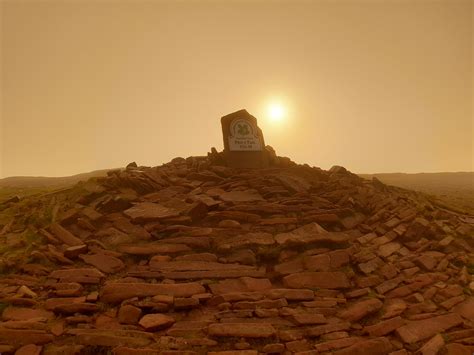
left=0, top=0, right=473, bottom=178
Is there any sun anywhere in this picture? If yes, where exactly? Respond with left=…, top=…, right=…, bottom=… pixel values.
left=267, top=102, right=286, bottom=123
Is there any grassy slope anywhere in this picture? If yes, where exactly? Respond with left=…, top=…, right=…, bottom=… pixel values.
left=0, top=169, right=110, bottom=202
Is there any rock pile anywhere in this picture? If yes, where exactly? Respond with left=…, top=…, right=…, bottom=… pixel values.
left=0, top=152, right=473, bottom=355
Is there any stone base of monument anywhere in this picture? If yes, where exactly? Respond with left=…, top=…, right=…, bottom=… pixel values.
left=220, top=109, right=270, bottom=169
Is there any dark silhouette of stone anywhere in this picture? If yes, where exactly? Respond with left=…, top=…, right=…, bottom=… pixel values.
left=221, top=109, right=269, bottom=168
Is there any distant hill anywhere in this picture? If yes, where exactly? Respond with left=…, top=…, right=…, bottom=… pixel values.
left=0, top=169, right=111, bottom=188
left=359, top=172, right=474, bottom=214
left=0, top=169, right=112, bottom=201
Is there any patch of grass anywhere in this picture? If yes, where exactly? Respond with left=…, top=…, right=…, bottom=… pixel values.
left=342, top=265, right=356, bottom=278
left=80, top=346, right=113, bottom=355
left=256, top=245, right=284, bottom=262
left=467, top=263, right=474, bottom=275
left=0, top=302, right=10, bottom=314
left=367, top=290, right=378, bottom=298
left=203, top=278, right=220, bottom=285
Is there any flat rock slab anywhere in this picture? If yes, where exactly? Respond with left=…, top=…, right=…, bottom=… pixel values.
left=396, top=313, right=464, bottom=344
left=113, top=347, right=160, bottom=355
left=291, top=313, right=327, bottom=325
left=364, top=316, right=405, bottom=336
left=275, top=223, right=349, bottom=246
left=314, top=337, right=361, bottom=352
left=53, top=302, right=97, bottom=315
left=139, top=314, right=175, bottom=331
left=333, top=337, right=392, bottom=355
left=162, top=269, right=266, bottom=280
left=283, top=272, right=351, bottom=289
left=113, top=217, right=151, bottom=240
left=216, top=232, right=274, bottom=251
left=117, top=243, right=191, bottom=255
left=2, top=307, right=54, bottom=321
left=67, top=329, right=154, bottom=347
left=149, top=260, right=256, bottom=272
left=0, top=329, right=53, bottom=346
left=207, top=211, right=261, bottom=223
left=49, top=223, right=83, bottom=246
left=453, top=297, right=474, bottom=321
left=100, top=282, right=206, bottom=304
left=209, top=352, right=257, bottom=355
left=49, top=268, right=104, bottom=284
left=265, top=289, right=314, bottom=301
left=219, top=190, right=265, bottom=203
left=339, top=298, right=383, bottom=322
left=209, top=278, right=272, bottom=295
left=274, top=173, right=311, bottom=193
left=377, top=242, right=401, bottom=258
left=208, top=323, right=276, bottom=338
left=419, top=334, right=445, bottom=355
left=124, top=202, right=179, bottom=222
left=79, top=254, right=124, bottom=274
left=44, top=297, right=97, bottom=314
left=306, top=322, right=352, bottom=337
left=2, top=306, right=54, bottom=321
left=15, top=344, right=42, bottom=355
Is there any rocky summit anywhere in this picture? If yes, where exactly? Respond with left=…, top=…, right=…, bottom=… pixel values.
left=0, top=150, right=473, bottom=355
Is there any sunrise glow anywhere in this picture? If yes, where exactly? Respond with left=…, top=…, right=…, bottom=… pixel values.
left=267, top=102, right=286, bottom=123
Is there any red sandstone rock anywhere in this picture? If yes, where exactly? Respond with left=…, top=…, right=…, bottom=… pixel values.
left=216, top=232, right=275, bottom=250
left=275, top=223, right=349, bottom=246
left=219, top=190, right=264, bottom=203
left=2, top=307, right=54, bottom=321
left=118, top=305, right=142, bottom=325
left=265, top=288, right=314, bottom=301
left=67, top=329, right=154, bottom=347
left=339, top=298, right=383, bottom=322
left=63, top=244, right=88, bottom=259
left=453, top=297, right=474, bottom=321
left=208, top=323, right=276, bottom=338
left=138, top=314, right=175, bottom=331
left=332, top=337, right=392, bottom=355
left=396, top=313, right=464, bottom=344
left=418, top=334, right=445, bottom=355
left=117, top=243, right=191, bottom=255
left=364, top=316, right=405, bottom=336
left=79, top=254, right=124, bottom=273
left=283, top=272, right=350, bottom=289
left=445, top=343, right=473, bottom=355
left=304, top=254, right=331, bottom=271
left=306, top=322, right=351, bottom=337
left=15, top=344, right=42, bottom=355
left=0, top=330, right=53, bottom=346
left=314, top=337, right=361, bottom=352
left=100, top=282, right=206, bottom=303
left=124, top=202, right=179, bottom=222
left=49, top=223, right=83, bottom=246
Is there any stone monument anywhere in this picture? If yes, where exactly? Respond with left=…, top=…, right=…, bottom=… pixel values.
left=221, top=109, right=269, bottom=168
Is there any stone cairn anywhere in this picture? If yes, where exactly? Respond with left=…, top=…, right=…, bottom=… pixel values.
left=0, top=110, right=472, bottom=355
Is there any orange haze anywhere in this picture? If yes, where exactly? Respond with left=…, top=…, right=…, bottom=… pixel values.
left=1, top=0, right=473, bottom=178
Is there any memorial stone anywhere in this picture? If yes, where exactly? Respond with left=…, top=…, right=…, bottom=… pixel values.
left=221, top=109, right=269, bottom=168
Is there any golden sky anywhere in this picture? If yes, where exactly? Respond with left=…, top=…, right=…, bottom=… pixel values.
left=0, top=0, right=473, bottom=178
